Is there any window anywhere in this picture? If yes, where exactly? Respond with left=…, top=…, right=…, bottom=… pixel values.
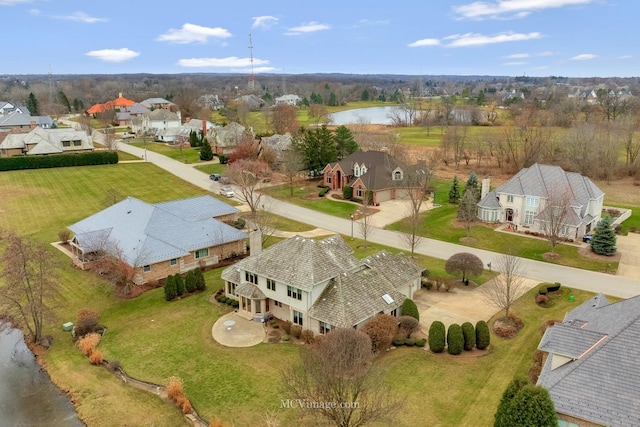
left=393, top=170, right=402, bottom=180
left=561, top=225, right=568, bottom=236
left=245, top=272, right=258, bottom=284
left=354, top=166, right=360, bottom=177
left=319, top=321, right=332, bottom=334
left=73, top=140, right=81, bottom=147
left=326, top=175, right=331, bottom=184
left=143, top=265, right=151, bottom=272
left=194, top=248, right=209, bottom=259
left=356, top=187, right=363, bottom=198
left=506, top=195, right=513, bottom=203
left=526, top=196, right=539, bottom=207
left=267, top=278, right=276, bottom=291
left=227, top=281, right=237, bottom=296
left=287, top=285, right=302, bottom=301
left=390, top=308, right=398, bottom=317
left=273, top=300, right=282, bottom=307
left=62, top=140, right=71, bottom=147
left=557, top=421, right=578, bottom=427
left=170, top=258, right=177, bottom=266
left=525, top=210, right=535, bottom=225
left=293, top=310, right=303, bottom=326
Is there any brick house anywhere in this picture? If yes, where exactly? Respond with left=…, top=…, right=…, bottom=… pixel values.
left=221, top=234, right=424, bottom=333
left=67, top=195, right=247, bottom=285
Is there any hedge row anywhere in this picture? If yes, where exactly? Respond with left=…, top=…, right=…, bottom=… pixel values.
left=0, top=151, right=118, bottom=171
left=428, top=320, right=491, bottom=353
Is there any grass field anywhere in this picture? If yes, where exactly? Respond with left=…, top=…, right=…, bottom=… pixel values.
left=131, top=141, right=203, bottom=164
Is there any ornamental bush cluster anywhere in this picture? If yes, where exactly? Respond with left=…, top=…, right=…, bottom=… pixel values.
left=428, top=320, right=491, bottom=353
left=166, top=376, right=193, bottom=414
left=76, top=332, right=103, bottom=365
left=214, top=293, right=240, bottom=308
left=164, top=269, right=206, bottom=301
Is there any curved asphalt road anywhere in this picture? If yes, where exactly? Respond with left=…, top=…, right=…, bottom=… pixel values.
left=115, top=140, right=640, bottom=299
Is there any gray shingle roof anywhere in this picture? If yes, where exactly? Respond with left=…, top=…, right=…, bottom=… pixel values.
left=478, top=190, right=501, bottom=208
left=536, top=293, right=640, bottom=426
left=363, top=250, right=425, bottom=287
left=0, top=127, right=93, bottom=154
left=69, top=196, right=246, bottom=266
left=221, top=235, right=361, bottom=292
left=236, top=283, right=266, bottom=299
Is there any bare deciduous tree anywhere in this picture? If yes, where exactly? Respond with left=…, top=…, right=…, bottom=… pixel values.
left=400, top=166, right=430, bottom=256
left=227, top=159, right=272, bottom=214
left=308, top=103, right=329, bottom=125
left=483, top=254, right=527, bottom=320
left=537, top=187, right=573, bottom=253
left=0, top=230, right=59, bottom=344
left=281, top=328, right=403, bottom=427
left=358, top=193, right=374, bottom=245
left=281, top=149, right=305, bottom=197
left=457, top=188, right=477, bottom=237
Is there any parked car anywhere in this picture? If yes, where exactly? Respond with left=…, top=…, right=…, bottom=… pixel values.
left=209, top=173, right=221, bottom=181
left=219, top=187, right=235, bottom=198
left=582, top=234, right=593, bottom=243
left=121, top=133, right=135, bottom=140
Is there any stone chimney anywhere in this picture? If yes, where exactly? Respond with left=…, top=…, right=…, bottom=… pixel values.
left=249, top=229, right=262, bottom=256
left=481, top=178, right=491, bottom=199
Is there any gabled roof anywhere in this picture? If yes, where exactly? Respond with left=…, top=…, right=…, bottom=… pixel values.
left=0, top=127, right=93, bottom=154
left=307, top=267, right=406, bottom=327
left=537, top=293, right=640, bottom=426
left=0, top=111, right=37, bottom=127
left=140, top=98, right=174, bottom=108
left=69, top=196, right=246, bottom=267
left=147, top=109, right=180, bottom=121
left=221, top=235, right=361, bottom=292
left=125, top=103, right=151, bottom=115
left=477, top=189, right=501, bottom=209
left=363, top=250, right=425, bottom=286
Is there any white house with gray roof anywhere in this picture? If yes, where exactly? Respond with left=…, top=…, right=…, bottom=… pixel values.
left=537, top=293, right=640, bottom=426
left=477, top=163, right=604, bottom=240
left=221, top=234, right=424, bottom=334
left=0, top=127, right=93, bottom=157
left=68, top=195, right=247, bottom=285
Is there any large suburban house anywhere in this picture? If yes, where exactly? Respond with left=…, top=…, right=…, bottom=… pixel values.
left=0, top=109, right=54, bottom=131
left=87, top=93, right=136, bottom=116
left=67, top=196, right=247, bottom=285
left=221, top=234, right=424, bottom=334
left=537, top=293, right=640, bottom=426
left=0, top=127, right=93, bottom=157
left=323, top=151, right=423, bottom=205
left=274, top=94, right=301, bottom=106
left=477, top=163, right=604, bottom=240
left=208, top=122, right=252, bottom=155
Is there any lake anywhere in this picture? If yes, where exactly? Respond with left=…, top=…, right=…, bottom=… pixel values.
left=0, top=323, right=84, bottom=427
left=328, top=106, right=408, bottom=125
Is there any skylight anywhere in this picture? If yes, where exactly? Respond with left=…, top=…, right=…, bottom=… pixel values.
left=382, top=294, right=394, bottom=304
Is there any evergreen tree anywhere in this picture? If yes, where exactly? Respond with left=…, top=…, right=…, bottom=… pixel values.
left=508, top=385, right=558, bottom=427
left=494, top=376, right=529, bottom=427
left=294, top=125, right=337, bottom=174
left=590, top=216, right=617, bottom=256
left=26, top=92, right=39, bottom=115
left=164, top=275, right=177, bottom=301
left=185, top=270, right=197, bottom=293
left=58, top=91, right=71, bottom=113
left=194, top=268, right=206, bottom=291
left=464, top=171, right=480, bottom=201
left=333, top=125, right=359, bottom=160
left=199, top=139, right=214, bottom=161
left=189, top=130, right=201, bottom=147
left=448, top=175, right=461, bottom=204
left=174, top=273, right=185, bottom=296
left=72, top=98, right=84, bottom=112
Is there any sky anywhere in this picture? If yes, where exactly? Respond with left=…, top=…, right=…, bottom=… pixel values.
left=2, top=0, right=639, bottom=78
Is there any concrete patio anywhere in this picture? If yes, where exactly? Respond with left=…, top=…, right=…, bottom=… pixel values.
left=212, top=312, right=265, bottom=347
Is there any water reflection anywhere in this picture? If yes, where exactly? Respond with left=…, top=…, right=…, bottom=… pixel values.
left=0, top=323, right=84, bottom=427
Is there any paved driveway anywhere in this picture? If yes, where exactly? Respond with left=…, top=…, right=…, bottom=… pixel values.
left=616, top=233, right=640, bottom=281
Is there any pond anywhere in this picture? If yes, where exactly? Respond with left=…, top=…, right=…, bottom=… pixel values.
left=328, top=106, right=408, bottom=125
left=0, top=323, right=84, bottom=427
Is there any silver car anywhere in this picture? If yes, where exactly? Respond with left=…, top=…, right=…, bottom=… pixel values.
left=219, top=187, right=235, bottom=198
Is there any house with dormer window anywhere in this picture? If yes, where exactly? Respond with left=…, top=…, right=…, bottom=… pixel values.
left=322, top=151, right=422, bottom=205
left=537, top=293, right=640, bottom=426
left=221, top=234, right=424, bottom=334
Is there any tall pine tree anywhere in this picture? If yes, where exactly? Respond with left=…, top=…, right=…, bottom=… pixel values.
left=26, top=92, right=39, bottom=115
left=449, top=176, right=461, bottom=204
left=334, top=125, right=358, bottom=160
left=590, top=216, right=617, bottom=256
left=199, top=139, right=214, bottom=161
left=464, top=171, right=480, bottom=201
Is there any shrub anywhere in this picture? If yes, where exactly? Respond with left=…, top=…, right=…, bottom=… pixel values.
left=194, top=268, right=206, bottom=291
left=398, top=316, right=420, bottom=337
left=233, top=217, right=246, bottom=229
left=174, top=274, right=185, bottom=296
left=475, top=320, right=491, bottom=350
left=290, top=325, right=302, bottom=339
left=77, top=332, right=101, bottom=356
left=546, top=283, right=561, bottom=293
left=218, top=154, right=228, bottom=164
left=415, top=339, right=426, bottom=347
left=301, top=329, right=315, bottom=344
left=164, top=275, right=177, bottom=301
left=538, top=286, right=548, bottom=295
left=166, top=376, right=184, bottom=401
left=392, top=338, right=405, bottom=346
left=401, top=299, right=420, bottom=320
left=342, top=185, right=353, bottom=200
left=230, top=300, right=239, bottom=308
left=176, top=394, right=193, bottom=414
left=0, top=151, right=118, bottom=171
left=461, top=322, right=476, bottom=351
left=185, top=270, right=197, bottom=293
left=428, top=321, right=446, bottom=353
left=89, top=349, right=104, bottom=365
left=281, top=334, right=290, bottom=342
left=75, top=310, right=99, bottom=337
left=58, top=229, right=72, bottom=242
left=405, top=339, right=416, bottom=346
left=318, top=187, right=330, bottom=197
left=447, top=324, right=464, bottom=355
left=282, top=320, right=292, bottom=335
left=362, top=314, right=399, bottom=353
left=536, top=294, right=549, bottom=305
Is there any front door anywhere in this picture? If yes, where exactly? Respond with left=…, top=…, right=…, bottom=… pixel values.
left=505, top=208, right=514, bottom=222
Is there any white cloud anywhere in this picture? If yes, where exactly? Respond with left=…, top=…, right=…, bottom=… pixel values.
left=570, top=53, right=597, bottom=60
left=177, top=56, right=270, bottom=68
left=408, top=38, right=440, bottom=47
left=285, top=22, right=330, bottom=35
left=86, top=48, right=140, bottom=63
left=618, top=55, right=633, bottom=60
left=444, top=31, right=543, bottom=47
left=0, top=0, right=32, bottom=5
left=252, top=15, right=278, bottom=29
left=230, top=66, right=277, bottom=74
left=505, top=53, right=530, bottom=58
left=453, top=0, right=593, bottom=20
left=56, top=12, right=108, bottom=23
left=353, top=19, right=389, bottom=27
left=504, top=61, right=527, bottom=66
left=157, top=23, right=232, bottom=44
left=537, top=50, right=555, bottom=56
left=28, top=8, right=38, bottom=14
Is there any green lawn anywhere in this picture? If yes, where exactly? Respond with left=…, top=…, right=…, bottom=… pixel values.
left=131, top=141, right=203, bottom=164
left=262, top=181, right=360, bottom=219
left=194, top=163, right=227, bottom=176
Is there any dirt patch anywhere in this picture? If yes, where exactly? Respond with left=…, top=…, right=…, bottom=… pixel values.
left=577, top=246, right=621, bottom=262
left=541, top=252, right=562, bottom=261
left=459, top=237, right=477, bottom=244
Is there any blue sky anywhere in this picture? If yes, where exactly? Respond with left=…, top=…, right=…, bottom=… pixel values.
left=2, top=0, right=638, bottom=77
